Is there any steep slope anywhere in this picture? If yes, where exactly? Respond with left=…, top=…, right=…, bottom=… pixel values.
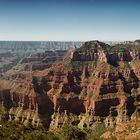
left=0, top=40, right=140, bottom=133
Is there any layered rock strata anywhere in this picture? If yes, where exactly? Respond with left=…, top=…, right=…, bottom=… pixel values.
left=0, top=40, right=140, bottom=130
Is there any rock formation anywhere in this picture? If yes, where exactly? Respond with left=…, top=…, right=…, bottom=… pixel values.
left=0, top=40, right=140, bottom=133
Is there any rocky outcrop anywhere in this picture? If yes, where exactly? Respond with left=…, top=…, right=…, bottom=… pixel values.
left=0, top=40, right=140, bottom=131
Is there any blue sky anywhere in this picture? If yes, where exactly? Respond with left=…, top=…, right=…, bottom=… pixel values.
left=0, top=0, right=140, bottom=41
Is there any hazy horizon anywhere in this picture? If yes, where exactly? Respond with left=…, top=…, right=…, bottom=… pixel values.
left=0, top=39, right=138, bottom=42
left=0, top=0, right=140, bottom=41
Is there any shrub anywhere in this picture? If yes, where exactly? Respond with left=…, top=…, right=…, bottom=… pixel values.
left=60, top=124, right=87, bottom=140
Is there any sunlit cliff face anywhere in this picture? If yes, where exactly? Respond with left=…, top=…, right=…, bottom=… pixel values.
left=0, top=40, right=140, bottom=130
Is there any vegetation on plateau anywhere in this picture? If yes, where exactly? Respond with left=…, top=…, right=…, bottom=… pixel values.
left=0, top=121, right=118, bottom=140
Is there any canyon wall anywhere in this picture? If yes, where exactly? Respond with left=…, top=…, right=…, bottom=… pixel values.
left=0, top=40, right=140, bottom=131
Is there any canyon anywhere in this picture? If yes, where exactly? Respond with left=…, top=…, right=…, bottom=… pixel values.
left=0, top=40, right=140, bottom=139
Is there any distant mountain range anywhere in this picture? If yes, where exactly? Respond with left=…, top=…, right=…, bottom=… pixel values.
left=0, top=41, right=83, bottom=51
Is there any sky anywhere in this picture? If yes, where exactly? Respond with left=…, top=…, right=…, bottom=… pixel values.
left=0, top=0, right=140, bottom=41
